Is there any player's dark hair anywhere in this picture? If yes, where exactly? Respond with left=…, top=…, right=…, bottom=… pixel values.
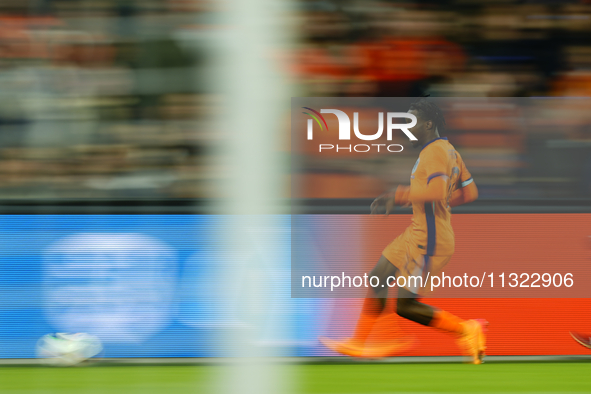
left=409, top=98, right=446, bottom=133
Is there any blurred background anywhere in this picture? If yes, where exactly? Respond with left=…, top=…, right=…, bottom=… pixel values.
left=0, top=1, right=590, bottom=394
left=293, top=0, right=591, bottom=201
left=0, top=0, right=216, bottom=201
left=0, top=0, right=587, bottom=200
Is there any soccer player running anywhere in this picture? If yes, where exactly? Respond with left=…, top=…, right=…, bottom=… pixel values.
left=320, top=99, right=486, bottom=364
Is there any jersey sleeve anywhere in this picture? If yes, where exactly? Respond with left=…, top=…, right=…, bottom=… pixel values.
left=456, top=152, right=473, bottom=189
left=422, top=145, right=449, bottom=185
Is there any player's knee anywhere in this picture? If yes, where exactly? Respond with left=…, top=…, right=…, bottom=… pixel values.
left=369, top=268, right=382, bottom=283
left=369, top=255, right=395, bottom=281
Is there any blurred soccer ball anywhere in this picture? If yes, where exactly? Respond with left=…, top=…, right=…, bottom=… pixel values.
left=36, top=333, right=103, bottom=366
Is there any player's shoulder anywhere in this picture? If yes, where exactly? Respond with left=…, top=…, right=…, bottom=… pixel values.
left=420, top=137, right=453, bottom=159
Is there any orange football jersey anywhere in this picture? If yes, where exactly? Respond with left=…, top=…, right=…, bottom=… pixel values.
left=408, top=137, right=473, bottom=256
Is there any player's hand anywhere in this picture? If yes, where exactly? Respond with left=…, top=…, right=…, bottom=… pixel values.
left=384, top=196, right=396, bottom=216
left=371, top=192, right=395, bottom=216
left=370, top=194, right=385, bottom=215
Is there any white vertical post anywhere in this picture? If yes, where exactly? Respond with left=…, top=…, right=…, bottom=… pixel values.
left=213, top=0, right=294, bottom=393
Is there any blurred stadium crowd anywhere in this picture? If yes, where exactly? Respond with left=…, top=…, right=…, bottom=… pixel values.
left=0, top=0, right=215, bottom=199
left=294, top=0, right=591, bottom=200
left=0, top=0, right=589, bottom=200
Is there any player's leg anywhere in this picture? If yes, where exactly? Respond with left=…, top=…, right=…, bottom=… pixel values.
left=397, top=284, right=486, bottom=364
left=319, top=255, right=398, bottom=356
left=395, top=256, right=487, bottom=364
left=397, top=285, right=464, bottom=332
left=320, top=230, right=411, bottom=356
left=395, top=254, right=468, bottom=331
left=351, top=255, right=397, bottom=343
left=396, top=285, right=435, bottom=325
left=346, top=231, right=417, bottom=348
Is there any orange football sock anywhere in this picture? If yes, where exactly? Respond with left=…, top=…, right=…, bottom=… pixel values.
left=352, top=297, right=384, bottom=344
left=429, top=310, right=465, bottom=335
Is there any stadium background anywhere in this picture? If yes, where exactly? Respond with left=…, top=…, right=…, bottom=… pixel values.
left=0, top=1, right=590, bottom=394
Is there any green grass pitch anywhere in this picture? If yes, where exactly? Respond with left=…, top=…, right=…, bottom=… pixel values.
left=1, top=362, right=591, bottom=393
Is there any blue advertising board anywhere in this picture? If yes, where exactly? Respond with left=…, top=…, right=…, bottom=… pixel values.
left=0, top=215, right=324, bottom=358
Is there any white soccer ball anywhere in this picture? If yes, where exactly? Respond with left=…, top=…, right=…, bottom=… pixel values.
left=36, top=333, right=103, bottom=366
